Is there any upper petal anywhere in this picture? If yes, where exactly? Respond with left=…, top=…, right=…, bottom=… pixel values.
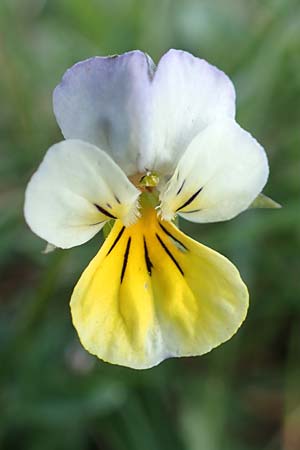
left=24, top=139, right=140, bottom=249
left=53, top=51, right=154, bottom=175
left=142, top=49, right=236, bottom=174
left=160, top=118, right=269, bottom=223
left=53, top=49, right=236, bottom=177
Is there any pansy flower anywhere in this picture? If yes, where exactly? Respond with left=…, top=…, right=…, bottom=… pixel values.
left=24, top=50, right=269, bottom=369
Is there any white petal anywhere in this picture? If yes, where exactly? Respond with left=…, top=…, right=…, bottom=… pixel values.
left=141, top=49, right=236, bottom=175
left=160, top=119, right=269, bottom=223
left=53, top=52, right=154, bottom=176
left=24, top=140, right=140, bottom=249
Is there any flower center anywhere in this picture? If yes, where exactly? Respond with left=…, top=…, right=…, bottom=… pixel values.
left=129, top=171, right=160, bottom=193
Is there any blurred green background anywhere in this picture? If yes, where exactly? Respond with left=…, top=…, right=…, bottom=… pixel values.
left=0, top=0, right=299, bottom=449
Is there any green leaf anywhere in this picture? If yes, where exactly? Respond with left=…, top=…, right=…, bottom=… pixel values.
left=103, top=220, right=115, bottom=239
left=250, top=193, right=282, bottom=209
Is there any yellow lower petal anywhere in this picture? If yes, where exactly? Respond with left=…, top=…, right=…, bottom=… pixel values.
left=70, top=207, right=249, bottom=369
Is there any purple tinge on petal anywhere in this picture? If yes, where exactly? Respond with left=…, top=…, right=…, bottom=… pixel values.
left=53, top=49, right=236, bottom=176
left=141, top=49, right=236, bottom=175
left=53, top=51, right=154, bottom=176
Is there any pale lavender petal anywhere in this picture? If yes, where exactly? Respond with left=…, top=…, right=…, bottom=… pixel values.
left=53, top=51, right=154, bottom=175
left=141, top=49, right=236, bottom=175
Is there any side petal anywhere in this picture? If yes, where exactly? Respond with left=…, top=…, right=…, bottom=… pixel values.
left=160, top=119, right=269, bottom=223
left=24, top=140, right=140, bottom=249
left=142, top=49, right=236, bottom=174
left=70, top=207, right=248, bottom=369
left=53, top=51, right=154, bottom=175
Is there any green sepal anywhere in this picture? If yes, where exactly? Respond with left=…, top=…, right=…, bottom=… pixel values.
left=250, top=193, right=282, bottom=209
left=42, top=243, right=57, bottom=254
left=103, top=220, right=115, bottom=239
left=172, top=215, right=180, bottom=228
